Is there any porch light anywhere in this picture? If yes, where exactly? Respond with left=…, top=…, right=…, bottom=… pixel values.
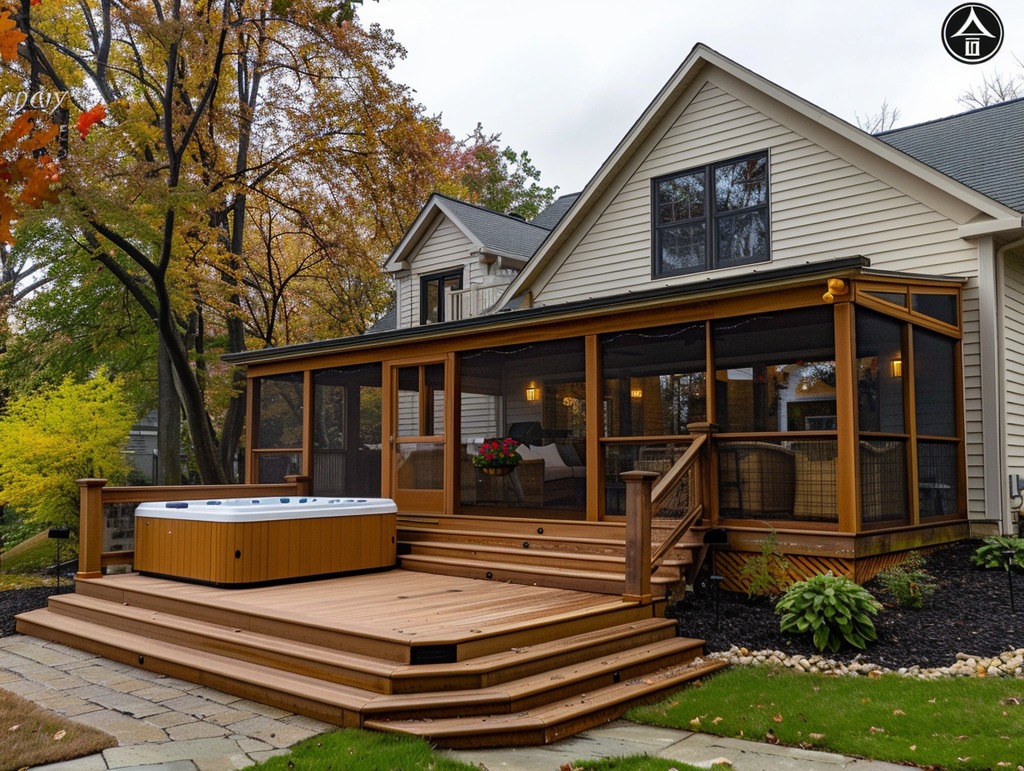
left=890, top=358, right=903, bottom=378
left=525, top=382, right=540, bottom=401
left=631, top=387, right=643, bottom=399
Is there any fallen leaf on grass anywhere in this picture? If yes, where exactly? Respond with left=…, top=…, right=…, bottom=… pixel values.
left=773, top=713, right=783, bottom=723
left=909, top=745, right=916, bottom=751
left=765, top=729, right=779, bottom=745
left=52, top=729, right=66, bottom=741
left=809, top=732, right=826, bottom=740
left=869, top=726, right=886, bottom=734
left=690, top=716, right=701, bottom=727
left=712, top=716, right=723, bottom=724
left=1002, top=696, right=1021, bottom=705
left=9, top=724, right=19, bottom=731
left=892, top=709, right=905, bottom=715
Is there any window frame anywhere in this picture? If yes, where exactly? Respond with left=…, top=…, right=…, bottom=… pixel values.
left=651, top=150, right=770, bottom=278
left=419, top=269, right=464, bottom=325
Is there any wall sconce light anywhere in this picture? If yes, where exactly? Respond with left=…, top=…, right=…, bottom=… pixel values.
left=525, top=382, right=540, bottom=401
left=630, top=387, right=643, bottom=399
left=890, top=358, right=903, bottom=378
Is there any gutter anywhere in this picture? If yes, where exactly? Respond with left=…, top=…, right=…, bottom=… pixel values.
left=225, top=256, right=872, bottom=366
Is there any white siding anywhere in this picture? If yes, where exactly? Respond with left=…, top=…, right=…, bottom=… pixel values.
left=396, top=217, right=476, bottom=329
left=961, top=284, right=986, bottom=520
left=1005, top=254, right=1024, bottom=479
left=533, top=81, right=981, bottom=306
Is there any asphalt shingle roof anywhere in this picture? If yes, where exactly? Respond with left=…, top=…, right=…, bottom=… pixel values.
left=436, top=196, right=549, bottom=259
left=877, top=97, right=1024, bottom=213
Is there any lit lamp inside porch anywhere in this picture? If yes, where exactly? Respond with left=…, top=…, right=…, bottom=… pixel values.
left=525, top=382, right=540, bottom=401
left=890, top=358, right=903, bottom=378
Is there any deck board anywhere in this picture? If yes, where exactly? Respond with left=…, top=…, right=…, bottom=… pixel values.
left=78, top=570, right=631, bottom=645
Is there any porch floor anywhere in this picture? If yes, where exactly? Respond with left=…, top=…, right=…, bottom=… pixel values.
left=17, top=569, right=722, bottom=747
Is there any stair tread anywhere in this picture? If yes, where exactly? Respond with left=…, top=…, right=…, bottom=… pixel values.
left=368, top=637, right=704, bottom=711
left=401, top=553, right=677, bottom=585
left=44, top=593, right=404, bottom=673
left=18, top=608, right=378, bottom=711
left=402, top=540, right=689, bottom=567
left=366, top=657, right=726, bottom=737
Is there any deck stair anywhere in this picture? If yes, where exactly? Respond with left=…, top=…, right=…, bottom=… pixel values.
left=17, top=571, right=724, bottom=748
left=397, top=514, right=704, bottom=600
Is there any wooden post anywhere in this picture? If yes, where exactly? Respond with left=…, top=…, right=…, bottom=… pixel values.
left=76, top=479, right=107, bottom=580
left=622, top=470, right=659, bottom=604
left=284, top=475, right=312, bottom=496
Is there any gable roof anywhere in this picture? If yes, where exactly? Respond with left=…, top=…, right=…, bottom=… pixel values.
left=386, top=194, right=552, bottom=272
left=877, top=97, right=1024, bottom=214
left=530, top=193, right=581, bottom=230
left=500, top=43, right=1024, bottom=306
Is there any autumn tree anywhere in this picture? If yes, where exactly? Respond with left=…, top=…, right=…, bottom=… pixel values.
left=12, top=1, right=472, bottom=484
left=0, top=372, right=136, bottom=530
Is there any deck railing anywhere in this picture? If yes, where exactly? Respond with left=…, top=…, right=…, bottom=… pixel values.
left=75, top=475, right=312, bottom=580
left=622, top=431, right=708, bottom=603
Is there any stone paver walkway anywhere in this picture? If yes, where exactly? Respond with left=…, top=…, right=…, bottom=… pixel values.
left=1, top=633, right=909, bottom=770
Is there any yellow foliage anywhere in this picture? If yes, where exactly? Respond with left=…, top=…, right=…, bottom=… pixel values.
left=0, top=373, right=136, bottom=527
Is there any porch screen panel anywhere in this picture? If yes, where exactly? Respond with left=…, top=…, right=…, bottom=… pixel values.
left=713, top=307, right=836, bottom=433
left=395, top=364, right=445, bottom=491
left=459, top=339, right=586, bottom=511
left=254, top=373, right=304, bottom=483
left=855, top=309, right=905, bottom=434
left=913, top=328, right=960, bottom=519
left=602, top=322, right=707, bottom=437
left=313, top=364, right=382, bottom=496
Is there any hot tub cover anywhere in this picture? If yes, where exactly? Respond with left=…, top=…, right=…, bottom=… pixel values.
left=135, top=496, right=397, bottom=522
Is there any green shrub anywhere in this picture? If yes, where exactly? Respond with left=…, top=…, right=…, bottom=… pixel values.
left=875, top=551, right=936, bottom=609
left=740, top=528, right=792, bottom=598
left=776, top=572, right=881, bottom=653
left=971, top=536, right=1024, bottom=571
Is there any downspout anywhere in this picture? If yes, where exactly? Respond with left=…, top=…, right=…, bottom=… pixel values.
left=994, top=236, right=1024, bottom=532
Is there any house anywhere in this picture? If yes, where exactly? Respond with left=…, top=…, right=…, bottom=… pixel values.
left=21, top=43, right=1024, bottom=747
left=229, top=43, right=1024, bottom=586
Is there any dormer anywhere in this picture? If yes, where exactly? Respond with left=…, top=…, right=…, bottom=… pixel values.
left=383, top=194, right=577, bottom=329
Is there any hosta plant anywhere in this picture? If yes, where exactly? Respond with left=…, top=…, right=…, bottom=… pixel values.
left=970, top=536, right=1024, bottom=571
left=775, top=572, right=881, bottom=653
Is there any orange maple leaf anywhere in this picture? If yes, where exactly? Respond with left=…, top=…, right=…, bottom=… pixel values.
left=0, top=11, right=26, bottom=62
left=76, top=103, right=106, bottom=140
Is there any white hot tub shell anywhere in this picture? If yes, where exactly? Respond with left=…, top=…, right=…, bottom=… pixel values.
left=134, top=496, right=397, bottom=586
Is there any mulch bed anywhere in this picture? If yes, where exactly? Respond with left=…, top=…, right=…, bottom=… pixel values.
left=669, top=540, right=1024, bottom=670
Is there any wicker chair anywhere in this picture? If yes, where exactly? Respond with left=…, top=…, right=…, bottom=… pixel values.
left=718, top=442, right=795, bottom=517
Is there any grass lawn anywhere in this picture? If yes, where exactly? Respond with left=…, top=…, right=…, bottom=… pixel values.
left=0, top=687, right=116, bottom=771
left=241, top=729, right=728, bottom=771
left=627, top=666, right=1024, bottom=770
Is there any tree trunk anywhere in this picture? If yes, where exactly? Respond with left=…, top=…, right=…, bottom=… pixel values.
left=156, top=341, right=181, bottom=485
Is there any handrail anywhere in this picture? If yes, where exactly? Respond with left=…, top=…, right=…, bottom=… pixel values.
left=76, top=475, right=312, bottom=580
left=651, top=432, right=708, bottom=514
left=622, top=431, right=710, bottom=604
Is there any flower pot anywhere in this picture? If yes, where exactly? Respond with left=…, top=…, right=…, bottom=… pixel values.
left=480, top=466, right=514, bottom=476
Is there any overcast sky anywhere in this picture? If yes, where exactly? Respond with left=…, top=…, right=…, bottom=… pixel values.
left=356, top=1, right=1024, bottom=195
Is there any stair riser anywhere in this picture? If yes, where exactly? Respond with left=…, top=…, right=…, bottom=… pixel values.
left=72, top=580, right=410, bottom=661
left=366, top=647, right=702, bottom=720
left=405, top=544, right=628, bottom=573
left=43, top=599, right=395, bottom=694
left=17, top=615, right=363, bottom=730
left=401, top=557, right=668, bottom=602
left=391, top=626, right=678, bottom=693
left=399, top=531, right=628, bottom=556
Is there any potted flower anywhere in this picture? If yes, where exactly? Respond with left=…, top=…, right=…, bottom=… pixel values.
left=472, top=437, right=522, bottom=476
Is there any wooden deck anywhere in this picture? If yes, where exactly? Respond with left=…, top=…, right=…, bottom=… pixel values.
left=17, top=568, right=722, bottom=748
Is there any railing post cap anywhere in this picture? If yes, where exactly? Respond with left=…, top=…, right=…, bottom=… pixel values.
left=620, top=470, right=661, bottom=482
left=77, top=478, right=108, bottom=489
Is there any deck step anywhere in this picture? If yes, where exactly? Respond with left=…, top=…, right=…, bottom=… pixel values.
left=399, top=553, right=675, bottom=598
left=17, top=601, right=722, bottom=747
left=366, top=656, right=726, bottom=748
left=401, top=540, right=687, bottom=577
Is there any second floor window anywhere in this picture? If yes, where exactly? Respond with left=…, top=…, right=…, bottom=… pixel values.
left=420, top=270, right=463, bottom=324
left=653, top=151, right=769, bottom=277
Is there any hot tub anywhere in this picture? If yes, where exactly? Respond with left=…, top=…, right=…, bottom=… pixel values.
left=134, top=496, right=397, bottom=586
